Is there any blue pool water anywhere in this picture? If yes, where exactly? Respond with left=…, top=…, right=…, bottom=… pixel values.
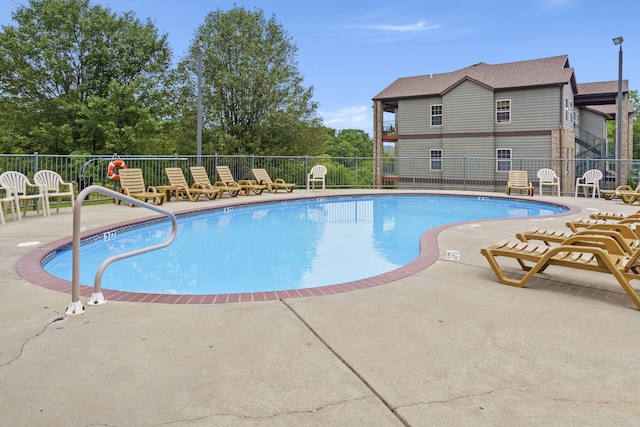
left=44, top=195, right=567, bottom=294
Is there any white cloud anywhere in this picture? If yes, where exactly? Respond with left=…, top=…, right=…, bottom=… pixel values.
left=319, top=105, right=371, bottom=132
left=338, top=11, right=443, bottom=42
left=360, top=21, right=442, bottom=33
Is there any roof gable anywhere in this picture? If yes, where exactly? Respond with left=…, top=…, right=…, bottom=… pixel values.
left=373, top=55, right=576, bottom=101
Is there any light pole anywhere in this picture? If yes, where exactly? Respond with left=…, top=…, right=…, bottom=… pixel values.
left=613, top=36, right=623, bottom=185
left=196, top=43, right=204, bottom=166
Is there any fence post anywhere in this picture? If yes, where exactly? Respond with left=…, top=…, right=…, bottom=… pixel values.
left=34, top=152, right=39, bottom=174
left=463, top=156, right=467, bottom=190
left=412, top=156, right=416, bottom=189
left=355, top=156, right=358, bottom=188
left=305, top=155, right=309, bottom=189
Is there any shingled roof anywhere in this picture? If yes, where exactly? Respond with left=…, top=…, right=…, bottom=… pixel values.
left=577, top=80, right=629, bottom=95
left=373, top=55, right=577, bottom=101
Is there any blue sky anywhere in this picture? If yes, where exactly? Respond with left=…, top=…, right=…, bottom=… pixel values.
left=2, top=0, right=638, bottom=134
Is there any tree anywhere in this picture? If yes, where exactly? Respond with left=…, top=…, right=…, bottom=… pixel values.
left=607, top=89, right=638, bottom=158
left=0, top=0, right=172, bottom=154
left=171, top=6, right=323, bottom=156
left=630, top=90, right=640, bottom=159
left=323, top=128, right=373, bottom=158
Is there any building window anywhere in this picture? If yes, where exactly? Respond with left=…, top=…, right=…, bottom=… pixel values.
left=431, top=104, right=443, bottom=126
left=496, top=148, right=511, bottom=172
left=565, top=98, right=573, bottom=122
left=430, top=149, right=442, bottom=170
left=496, top=100, right=510, bottom=123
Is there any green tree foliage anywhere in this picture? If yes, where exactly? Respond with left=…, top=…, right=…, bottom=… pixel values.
left=319, top=127, right=374, bottom=187
left=322, top=127, right=373, bottom=158
left=171, top=6, right=323, bottom=156
left=630, top=90, right=640, bottom=159
left=607, top=89, right=638, bottom=158
left=0, top=0, right=172, bottom=154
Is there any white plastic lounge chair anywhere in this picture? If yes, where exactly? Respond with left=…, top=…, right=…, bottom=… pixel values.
left=536, top=168, right=560, bottom=196
left=307, top=165, right=327, bottom=191
left=0, top=185, right=18, bottom=224
left=34, top=170, right=75, bottom=213
left=575, top=169, right=602, bottom=198
left=0, top=171, right=49, bottom=219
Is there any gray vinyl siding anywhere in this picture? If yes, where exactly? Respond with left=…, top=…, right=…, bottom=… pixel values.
left=580, top=109, right=607, bottom=139
left=443, top=80, right=494, bottom=132
left=562, top=84, right=575, bottom=130
left=397, top=98, right=441, bottom=134
left=396, top=138, right=440, bottom=157
left=495, top=135, right=551, bottom=158
left=444, top=136, right=495, bottom=157
left=495, top=86, right=561, bottom=131
left=395, top=138, right=430, bottom=183
left=394, top=80, right=562, bottom=185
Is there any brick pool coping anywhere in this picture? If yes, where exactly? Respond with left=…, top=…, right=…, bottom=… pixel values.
left=15, top=194, right=580, bottom=304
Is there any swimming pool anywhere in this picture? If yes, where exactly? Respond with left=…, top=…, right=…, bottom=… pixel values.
left=42, top=194, right=568, bottom=296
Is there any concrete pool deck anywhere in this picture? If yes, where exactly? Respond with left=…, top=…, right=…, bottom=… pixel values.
left=1, top=189, right=640, bottom=425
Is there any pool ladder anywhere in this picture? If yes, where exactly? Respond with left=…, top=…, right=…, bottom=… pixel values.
left=66, top=185, right=178, bottom=315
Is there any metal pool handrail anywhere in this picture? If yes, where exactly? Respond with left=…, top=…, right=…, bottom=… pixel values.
left=66, top=185, right=178, bottom=315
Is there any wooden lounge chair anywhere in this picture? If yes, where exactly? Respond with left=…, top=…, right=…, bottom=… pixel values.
left=215, top=165, right=265, bottom=196
left=506, top=170, right=533, bottom=196
left=189, top=166, right=239, bottom=197
left=619, top=187, right=640, bottom=205
left=0, top=171, right=49, bottom=219
left=590, top=210, right=640, bottom=220
left=516, top=223, right=640, bottom=250
left=165, top=167, right=221, bottom=201
left=251, top=168, right=295, bottom=193
left=33, top=170, right=75, bottom=213
left=481, top=234, right=640, bottom=310
left=566, top=214, right=640, bottom=233
left=600, top=184, right=640, bottom=201
left=118, top=168, right=165, bottom=206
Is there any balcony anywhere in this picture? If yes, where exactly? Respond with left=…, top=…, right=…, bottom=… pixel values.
left=382, top=121, right=397, bottom=142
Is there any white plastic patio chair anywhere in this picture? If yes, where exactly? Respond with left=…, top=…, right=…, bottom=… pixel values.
left=0, top=185, right=18, bottom=224
left=575, top=169, right=602, bottom=198
left=0, top=171, right=49, bottom=219
left=537, top=168, right=560, bottom=196
left=307, top=165, right=327, bottom=191
left=34, top=170, right=75, bottom=213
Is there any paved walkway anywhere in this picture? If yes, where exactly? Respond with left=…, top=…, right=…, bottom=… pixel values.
left=1, top=190, right=640, bottom=426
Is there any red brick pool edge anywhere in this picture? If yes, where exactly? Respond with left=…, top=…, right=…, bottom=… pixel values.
left=15, top=197, right=580, bottom=304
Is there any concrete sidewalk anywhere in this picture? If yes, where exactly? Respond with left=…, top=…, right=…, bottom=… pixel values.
left=1, top=190, right=640, bottom=426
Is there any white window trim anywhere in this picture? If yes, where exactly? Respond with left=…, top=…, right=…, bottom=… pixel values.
left=496, top=148, right=512, bottom=172
left=430, top=104, right=443, bottom=127
left=496, top=99, right=511, bottom=124
left=430, top=149, right=443, bottom=171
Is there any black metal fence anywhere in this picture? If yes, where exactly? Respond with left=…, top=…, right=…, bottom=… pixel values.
left=1, top=153, right=638, bottom=205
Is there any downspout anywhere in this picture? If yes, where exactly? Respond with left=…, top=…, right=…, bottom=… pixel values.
left=559, top=84, right=565, bottom=193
